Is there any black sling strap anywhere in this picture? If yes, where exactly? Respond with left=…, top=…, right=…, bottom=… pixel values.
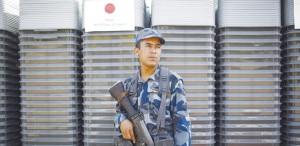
left=156, top=67, right=170, bottom=132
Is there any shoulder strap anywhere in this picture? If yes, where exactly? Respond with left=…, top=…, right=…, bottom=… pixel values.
left=128, top=67, right=170, bottom=132
left=156, top=67, right=170, bottom=132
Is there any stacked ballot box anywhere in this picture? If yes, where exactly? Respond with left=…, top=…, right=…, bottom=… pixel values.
left=152, top=0, right=216, bottom=145
left=280, top=28, right=300, bottom=146
left=18, top=29, right=84, bottom=146
left=214, top=27, right=282, bottom=145
left=215, top=0, right=282, bottom=145
left=18, top=0, right=84, bottom=145
left=82, top=0, right=147, bottom=145
left=280, top=0, right=300, bottom=145
left=0, top=0, right=21, bottom=145
left=0, top=30, right=21, bottom=146
left=81, top=29, right=142, bottom=146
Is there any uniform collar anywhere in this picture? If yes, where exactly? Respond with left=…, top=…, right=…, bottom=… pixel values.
left=138, top=65, right=161, bottom=83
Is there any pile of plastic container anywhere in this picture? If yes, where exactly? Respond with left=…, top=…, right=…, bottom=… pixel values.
left=280, top=0, right=300, bottom=145
left=81, top=0, right=146, bottom=145
left=19, top=0, right=84, bottom=145
left=0, top=0, right=298, bottom=145
left=81, top=30, right=139, bottom=145
left=19, top=0, right=81, bottom=30
left=215, top=0, right=282, bottom=145
left=0, top=0, right=21, bottom=145
left=152, top=0, right=216, bottom=145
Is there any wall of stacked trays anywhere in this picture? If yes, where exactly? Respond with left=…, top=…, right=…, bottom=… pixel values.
left=0, top=0, right=299, bottom=145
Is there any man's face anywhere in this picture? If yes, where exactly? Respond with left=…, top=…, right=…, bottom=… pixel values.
left=134, top=37, right=162, bottom=68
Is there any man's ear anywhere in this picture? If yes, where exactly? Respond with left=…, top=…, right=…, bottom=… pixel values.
left=134, top=47, right=139, bottom=56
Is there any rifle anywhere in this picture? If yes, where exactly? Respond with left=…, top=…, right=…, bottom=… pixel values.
left=109, top=81, right=154, bottom=146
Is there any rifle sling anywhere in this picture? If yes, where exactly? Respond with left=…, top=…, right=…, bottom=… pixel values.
left=156, top=67, right=169, bottom=134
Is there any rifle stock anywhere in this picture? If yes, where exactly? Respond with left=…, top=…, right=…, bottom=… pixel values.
left=109, top=81, right=154, bottom=146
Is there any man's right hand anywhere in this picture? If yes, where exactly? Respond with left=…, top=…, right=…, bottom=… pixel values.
left=120, top=119, right=136, bottom=144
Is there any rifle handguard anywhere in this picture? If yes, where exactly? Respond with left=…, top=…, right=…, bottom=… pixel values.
left=109, top=81, right=125, bottom=101
left=109, top=81, right=154, bottom=146
left=109, top=81, right=138, bottom=118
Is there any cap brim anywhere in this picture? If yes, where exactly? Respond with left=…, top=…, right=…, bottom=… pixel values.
left=141, top=35, right=165, bottom=45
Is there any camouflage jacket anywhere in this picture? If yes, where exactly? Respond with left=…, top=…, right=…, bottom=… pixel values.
left=114, top=66, right=192, bottom=146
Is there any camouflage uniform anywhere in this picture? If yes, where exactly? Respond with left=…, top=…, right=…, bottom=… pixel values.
left=114, top=65, right=192, bottom=146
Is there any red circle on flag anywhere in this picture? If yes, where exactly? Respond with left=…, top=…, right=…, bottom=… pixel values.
left=105, top=3, right=115, bottom=14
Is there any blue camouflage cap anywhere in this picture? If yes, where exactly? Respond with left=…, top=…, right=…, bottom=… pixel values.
left=135, top=28, right=165, bottom=47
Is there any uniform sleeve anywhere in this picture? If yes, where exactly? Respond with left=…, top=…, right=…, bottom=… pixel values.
left=171, top=79, right=192, bottom=146
left=113, top=79, right=131, bottom=132
left=114, top=104, right=129, bottom=132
